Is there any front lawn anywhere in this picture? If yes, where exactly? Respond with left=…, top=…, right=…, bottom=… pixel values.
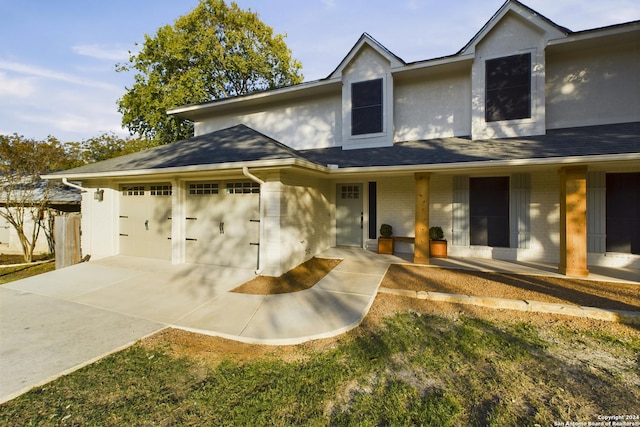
left=2, top=295, right=638, bottom=426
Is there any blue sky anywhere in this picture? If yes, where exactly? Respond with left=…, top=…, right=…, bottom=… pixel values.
left=1, top=0, right=638, bottom=142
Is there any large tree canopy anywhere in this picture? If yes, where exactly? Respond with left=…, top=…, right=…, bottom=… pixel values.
left=117, top=0, right=303, bottom=144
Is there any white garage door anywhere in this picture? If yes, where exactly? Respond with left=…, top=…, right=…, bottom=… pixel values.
left=119, top=184, right=172, bottom=260
left=185, top=181, right=259, bottom=269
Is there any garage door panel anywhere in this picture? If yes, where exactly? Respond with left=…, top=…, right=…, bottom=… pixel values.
left=119, top=184, right=172, bottom=260
left=185, top=181, right=259, bottom=268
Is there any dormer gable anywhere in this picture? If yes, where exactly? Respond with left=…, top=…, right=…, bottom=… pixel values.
left=328, top=33, right=405, bottom=80
left=459, top=0, right=569, bottom=55
left=467, top=0, right=571, bottom=140
left=333, top=34, right=403, bottom=150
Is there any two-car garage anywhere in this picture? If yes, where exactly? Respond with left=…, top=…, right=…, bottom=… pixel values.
left=118, top=180, right=260, bottom=269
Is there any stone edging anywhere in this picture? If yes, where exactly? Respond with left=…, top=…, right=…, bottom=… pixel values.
left=378, top=287, right=640, bottom=325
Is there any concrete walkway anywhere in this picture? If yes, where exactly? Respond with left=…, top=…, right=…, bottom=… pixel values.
left=1, top=249, right=638, bottom=403
left=0, top=252, right=387, bottom=403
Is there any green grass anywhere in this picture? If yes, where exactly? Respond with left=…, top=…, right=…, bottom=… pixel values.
left=0, top=261, right=55, bottom=284
left=2, top=311, right=638, bottom=426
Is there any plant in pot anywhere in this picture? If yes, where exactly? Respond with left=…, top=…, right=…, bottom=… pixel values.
left=378, top=224, right=394, bottom=254
left=429, top=226, right=447, bottom=258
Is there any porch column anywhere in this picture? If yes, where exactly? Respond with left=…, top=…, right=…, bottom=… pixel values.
left=558, top=166, right=589, bottom=277
left=414, top=172, right=431, bottom=264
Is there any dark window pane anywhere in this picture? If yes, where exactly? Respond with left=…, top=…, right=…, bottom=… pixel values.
left=352, top=80, right=382, bottom=107
left=352, top=79, right=383, bottom=135
left=486, top=54, right=531, bottom=122
left=368, top=182, right=377, bottom=239
left=352, top=106, right=383, bottom=135
left=606, top=173, right=640, bottom=254
left=470, top=177, right=510, bottom=247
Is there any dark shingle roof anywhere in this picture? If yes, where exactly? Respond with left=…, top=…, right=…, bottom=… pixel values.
left=48, top=122, right=639, bottom=178
left=54, top=124, right=308, bottom=176
left=300, top=122, right=640, bottom=168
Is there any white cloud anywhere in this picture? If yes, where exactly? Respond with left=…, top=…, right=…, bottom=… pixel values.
left=0, top=71, right=37, bottom=98
left=0, top=60, right=119, bottom=91
left=72, top=44, right=132, bottom=62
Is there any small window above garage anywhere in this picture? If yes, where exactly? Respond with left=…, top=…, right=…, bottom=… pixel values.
left=188, top=182, right=219, bottom=195
left=150, top=184, right=172, bottom=196
left=226, top=182, right=260, bottom=194
left=121, top=185, right=145, bottom=196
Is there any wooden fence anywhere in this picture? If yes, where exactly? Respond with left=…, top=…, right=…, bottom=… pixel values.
left=54, top=213, right=81, bottom=269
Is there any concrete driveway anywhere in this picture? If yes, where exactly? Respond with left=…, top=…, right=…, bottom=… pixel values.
left=0, top=253, right=388, bottom=403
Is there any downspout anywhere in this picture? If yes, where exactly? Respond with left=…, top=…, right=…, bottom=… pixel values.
left=242, top=167, right=265, bottom=274
left=61, top=177, right=89, bottom=192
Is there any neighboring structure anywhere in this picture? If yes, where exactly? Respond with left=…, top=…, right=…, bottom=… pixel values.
left=0, top=181, right=81, bottom=255
left=44, top=0, right=639, bottom=277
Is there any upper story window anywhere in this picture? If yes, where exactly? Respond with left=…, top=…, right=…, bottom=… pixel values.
left=351, top=79, right=383, bottom=135
left=485, top=53, right=531, bottom=122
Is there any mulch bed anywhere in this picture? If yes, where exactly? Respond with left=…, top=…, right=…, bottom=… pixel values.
left=380, top=264, right=640, bottom=312
left=231, top=257, right=342, bottom=295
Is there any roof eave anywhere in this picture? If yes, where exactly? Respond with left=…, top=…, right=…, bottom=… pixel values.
left=167, top=78, right=342, bottom=121
left=327, top=153, right=640, bottom=175
left=42, top=158, right=329, bottom=181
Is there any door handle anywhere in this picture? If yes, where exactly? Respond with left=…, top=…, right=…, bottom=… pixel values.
left=145, top=220, right=149, bottom=231
left=360, top=212, right=363, bottom=229
left=219, top=222, right=224, bottom=234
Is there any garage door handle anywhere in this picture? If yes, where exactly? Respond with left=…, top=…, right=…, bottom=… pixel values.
left=145, top=220, right=149, bottom=230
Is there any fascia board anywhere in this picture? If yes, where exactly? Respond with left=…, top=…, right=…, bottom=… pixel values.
left=42, top=158, right=329, bottom=181
left=326, top=153, right=640, bottom=175
left=167, top=78, right=342, bottom=119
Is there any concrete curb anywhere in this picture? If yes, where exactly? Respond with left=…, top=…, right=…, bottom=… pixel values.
left=379, top=288, right=640, bottom=324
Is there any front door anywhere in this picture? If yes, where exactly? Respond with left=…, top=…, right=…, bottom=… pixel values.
left=336, top=183, right=363, bottom=247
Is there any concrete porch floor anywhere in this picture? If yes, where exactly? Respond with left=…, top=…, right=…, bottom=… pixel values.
left=320, top=247, right=640, bottom=284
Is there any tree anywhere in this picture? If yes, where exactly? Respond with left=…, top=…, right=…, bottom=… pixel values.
left=0, top=134, right=69, bottom=262
left=117, top=0, right=303, bottom=144
left=66, top=132, right=156, bottom=165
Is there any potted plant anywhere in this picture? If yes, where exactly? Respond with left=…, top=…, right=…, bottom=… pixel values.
left=378, top=224, right=394, bottom=254
left=429, top=226, right=447, bottom=258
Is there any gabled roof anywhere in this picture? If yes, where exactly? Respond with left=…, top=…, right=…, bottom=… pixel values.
left=458, top=0, right=569, bottom=55
left=44, top=125, right=314, bottom=179
left=327, top=32, right=405, bottom=79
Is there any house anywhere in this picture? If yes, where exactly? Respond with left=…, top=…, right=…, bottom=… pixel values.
left=44, top=0, right=639, bottom=277
left=0, top=180, right=81, bottom=255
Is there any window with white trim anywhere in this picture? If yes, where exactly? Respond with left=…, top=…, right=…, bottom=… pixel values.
left=485, top=53, right=531, bottom=122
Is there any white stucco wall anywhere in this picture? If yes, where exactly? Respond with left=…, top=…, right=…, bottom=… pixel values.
left=260, top=172, right=332, bottom=276
left=546, top=42, right=640, bottom=129
left=394, top=71, right=472, bottom=141
left=0, top=209, right=53, bottom=255
left=195, top=93, right=341, bottom=150
left=80, top=184, right=119, bottom=261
